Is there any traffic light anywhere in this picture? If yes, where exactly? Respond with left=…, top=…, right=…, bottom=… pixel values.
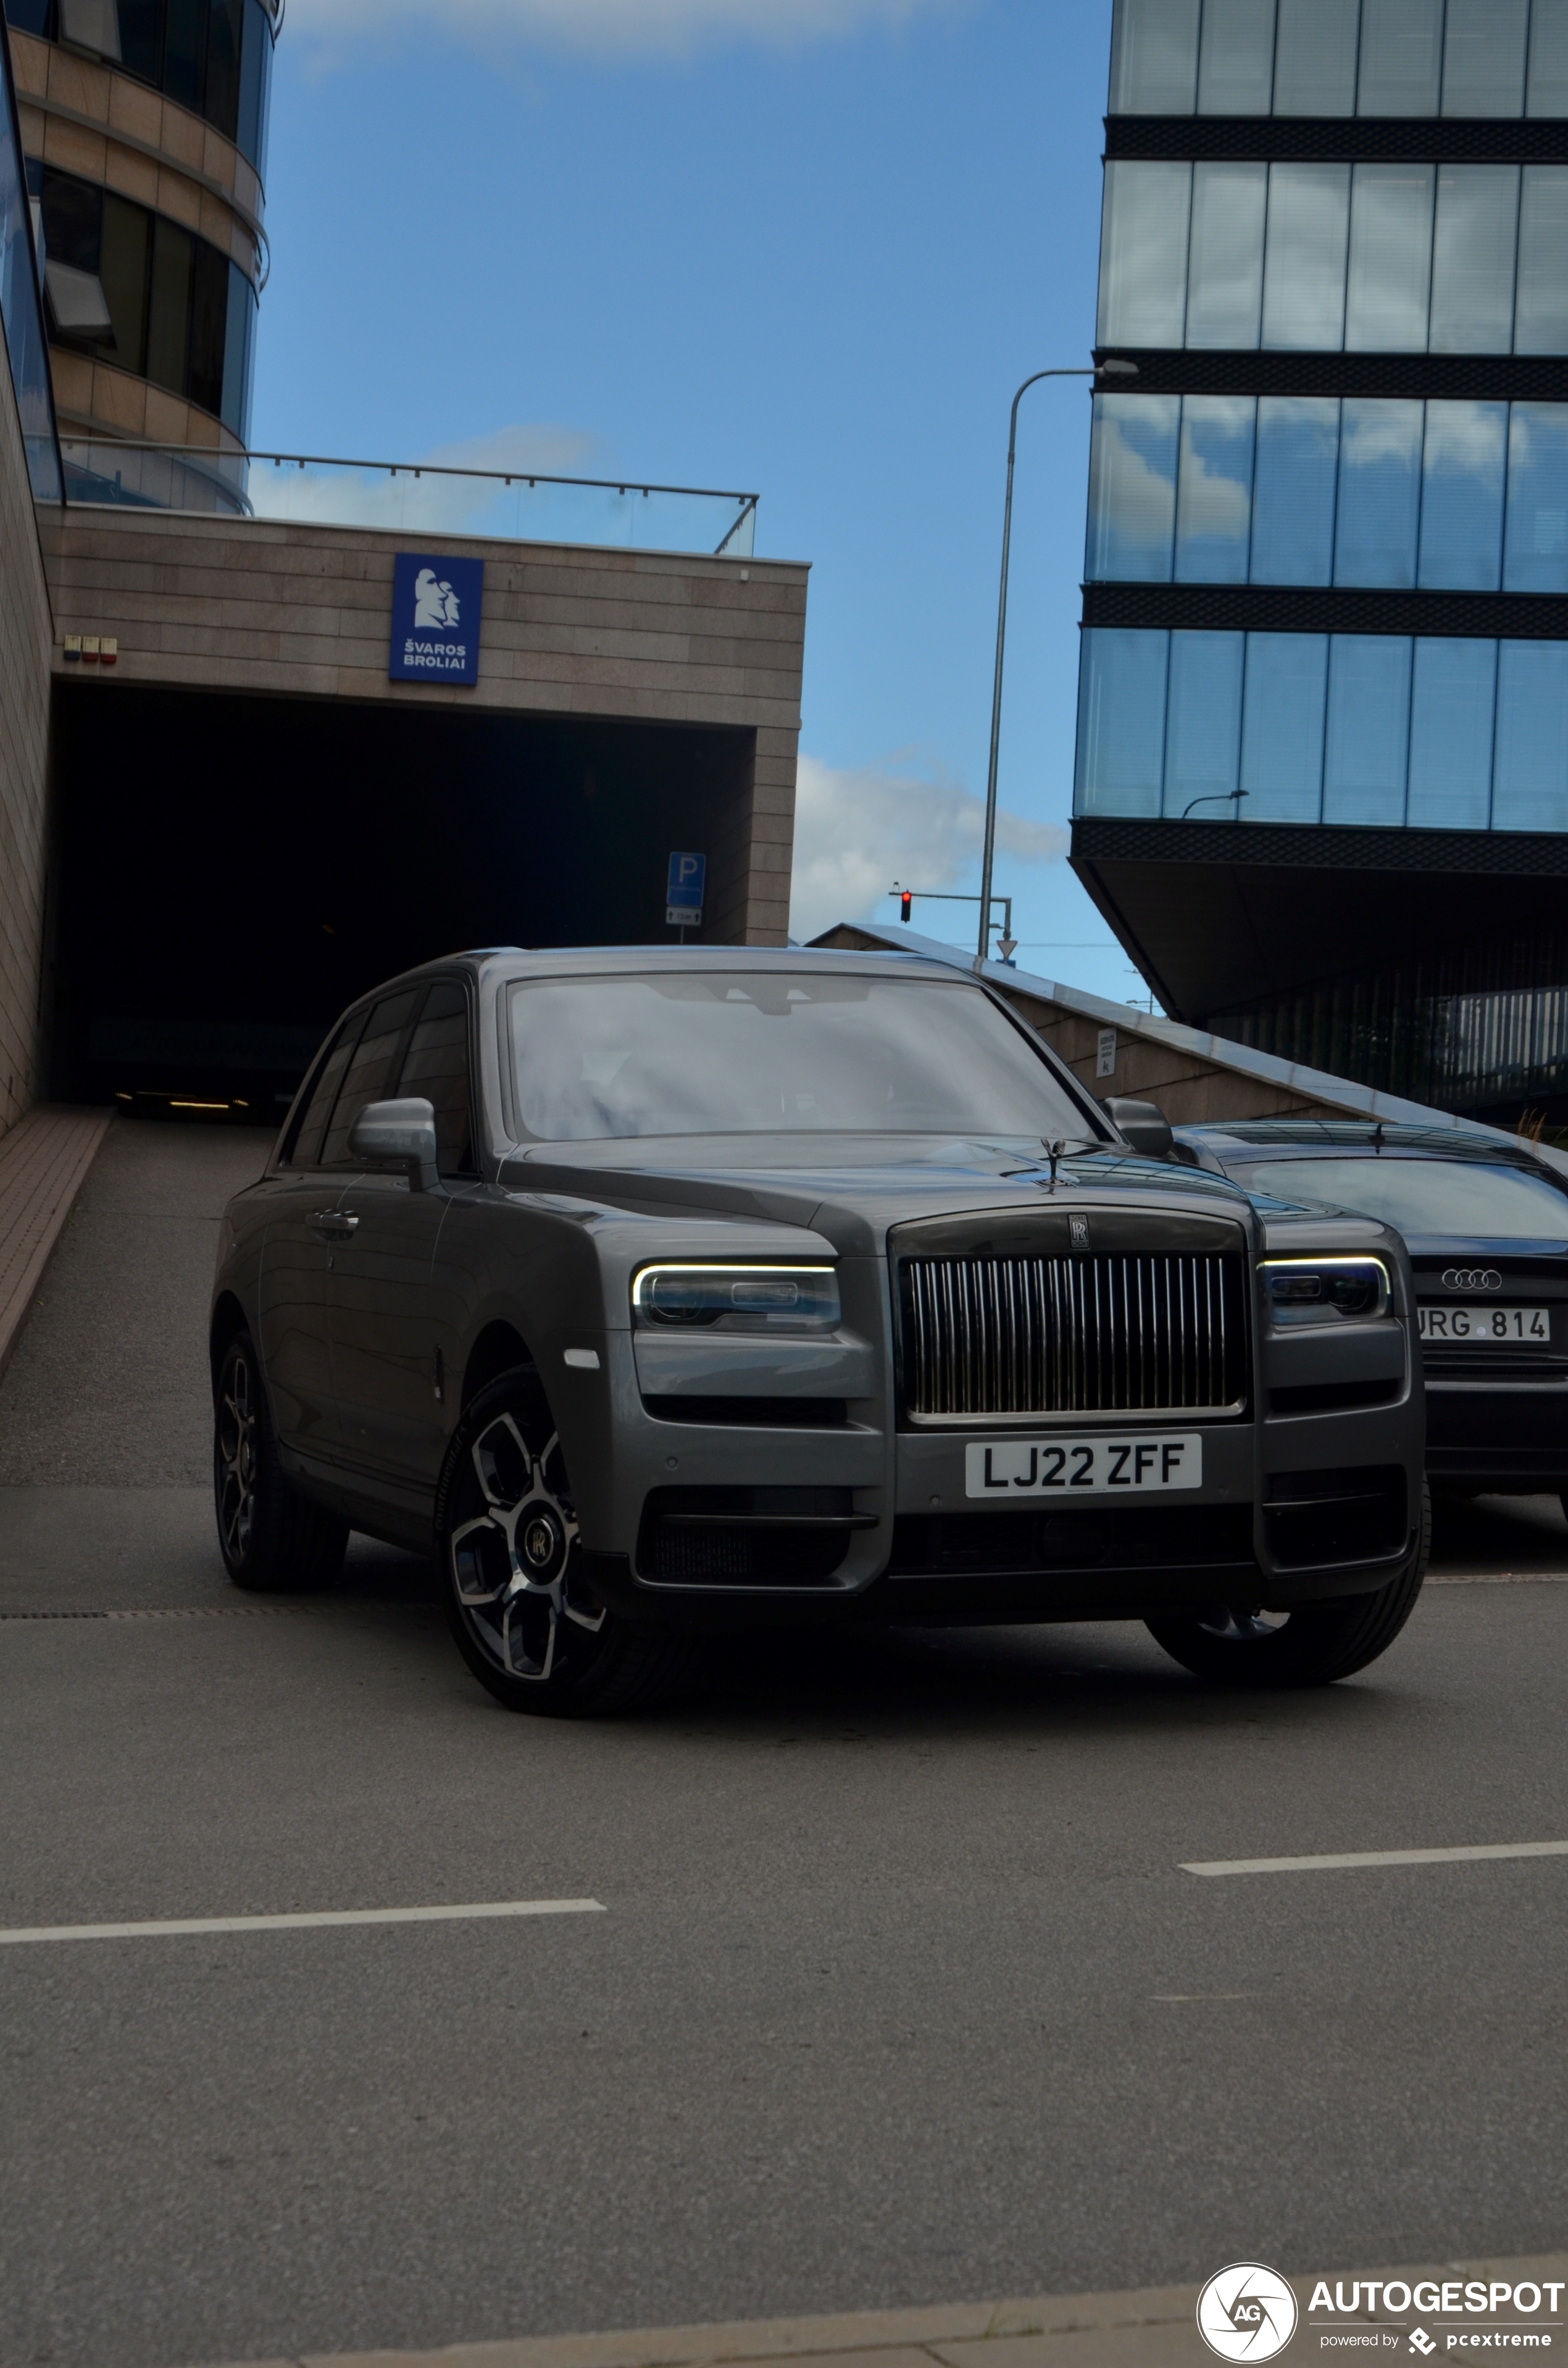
left=900, top=890, right=912, bottom=923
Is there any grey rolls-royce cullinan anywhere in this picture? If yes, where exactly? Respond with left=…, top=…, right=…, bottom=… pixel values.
left=210, top=947, right=1428, bottom=1713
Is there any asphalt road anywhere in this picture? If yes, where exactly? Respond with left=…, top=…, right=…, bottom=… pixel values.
left=4, top=1120, right=1568, bottom=2368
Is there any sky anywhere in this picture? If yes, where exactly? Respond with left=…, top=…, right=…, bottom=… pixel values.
left=256, top=0, right=1140, bottom=1002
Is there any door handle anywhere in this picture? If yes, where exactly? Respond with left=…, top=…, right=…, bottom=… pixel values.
left=308, top=1210, right=361, bottom=1243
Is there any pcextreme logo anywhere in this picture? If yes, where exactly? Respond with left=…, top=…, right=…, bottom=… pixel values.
left=1198, top=2264, right=1299, bottom=2360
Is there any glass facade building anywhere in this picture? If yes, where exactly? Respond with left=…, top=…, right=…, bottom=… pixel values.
left=2, top=0, right=269, bottom=451
left=1072, top=0, right=1568, bottom=1120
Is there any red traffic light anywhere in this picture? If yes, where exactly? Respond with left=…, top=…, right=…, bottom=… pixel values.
left=900, top=891, right=912, bottom=923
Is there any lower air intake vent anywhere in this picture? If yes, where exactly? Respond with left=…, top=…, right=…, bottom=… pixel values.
left=638, top=1486, right=865, bottom=1587
left=1264, top=1466, right=1406, bottom=1568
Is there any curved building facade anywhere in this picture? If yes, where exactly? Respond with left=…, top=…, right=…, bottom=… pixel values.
left=1, top=0, right=269, bottom=458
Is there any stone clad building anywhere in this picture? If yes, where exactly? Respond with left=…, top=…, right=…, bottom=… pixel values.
left=0, top=0, right=804, bottom=1127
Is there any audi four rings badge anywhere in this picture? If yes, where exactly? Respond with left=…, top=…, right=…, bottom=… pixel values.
left=1442, top=1269, right=1503, bottom=1290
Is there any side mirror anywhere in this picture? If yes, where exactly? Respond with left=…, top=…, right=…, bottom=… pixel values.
left=1104, top=1095, right=1174, bottom=1161
left=349, top=1097, right=439, bottom=1191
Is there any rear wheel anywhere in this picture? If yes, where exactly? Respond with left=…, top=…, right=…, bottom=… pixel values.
left=214, top=1331, right=348, bottom=1591
left=1146, top=1486, right=1429, bottom=1688
left=437, top=1367, right=692, bottom=1717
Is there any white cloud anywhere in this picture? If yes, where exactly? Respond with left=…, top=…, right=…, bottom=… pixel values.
left=788, top=751, right=1067, bottom=948
left=291, top=0, right=960, bottom=55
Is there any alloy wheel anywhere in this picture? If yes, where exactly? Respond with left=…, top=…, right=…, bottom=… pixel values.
left=449, top=1410, right=605, bottom=1681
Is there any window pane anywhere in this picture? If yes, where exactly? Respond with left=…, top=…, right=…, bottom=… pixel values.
left=1186, top=161, right=1266, bottom=347
left=1430, top=165, right=1519, bottom=353
left=1240, top=634, right=1327, bottom=819
left=1345, top=164, right=1433, bottom=349
left=322, top=990, right=423, bottom=1165
left=1098, top=162, right=1191, bottom=346
left=1442, top=0, right=1528, bottom=115
left=1074, top=630, right=1169, bottom=818
left=1198, top=0, right=1276, bottom=112
left=1085, top=395, right=1178, bottom=579
left=41, top=168, right=101, bottom=272
left=188, top=238, right=226, bottom=417
left=1493, top=641, right=1568, bottom=829
left=1528, top=0, right=1568, bottom=114
left=117, top=0, right=161, bottom=83
left=221, top=261, right=254, bottom=440
left=1262, top=164, right=1350, bottom=349
left=1175, top=395, right=1255, bottom=580
left=238, top=0, right=271, bottom=172
left=1274, top=0, right=1359, bottom=112
left=202, top=0, right=241, bottom=138
left=1164, top=632, right=1245, bottom=815
left=1419, top=401, right=1507, bottom=588
left=1357, top=0, right=1443, bottom=114
left=290, top=1015, right=367, bottom=1169
left=1407, top=638, right=1497, bottom=827
left=1324, top=635, right=1412, bottom=824
left=97, top=191, right=148, bottom=379
left=1514, top=168, right=1568, bottom=353
left=1251, top=395, right=1339, bottom=582
left=1335, top=399, right=1422, bottom=585
left=1504, top=403, right=1568, bottom=592
left=1109, top=0, right=1199, bottom=111
left=161, top=0, right=200, bottom=111
left=396, top=983, right=473, bottom=1177
left=145, top=212, right=192, bottom=395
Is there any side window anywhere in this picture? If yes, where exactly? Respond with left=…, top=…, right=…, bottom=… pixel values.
left=286, top=1013, right=367, bottom=1169
left=396, top=982, right=476, bottom=1176
left=320, top=989, right=422, bottom=1167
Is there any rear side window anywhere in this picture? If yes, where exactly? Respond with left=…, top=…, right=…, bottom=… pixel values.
left=287, top=1013, right=367, bottom=1169
left=396, top=981, right=475, bottom=1176
left=320, top=989, right=422, bottom=1166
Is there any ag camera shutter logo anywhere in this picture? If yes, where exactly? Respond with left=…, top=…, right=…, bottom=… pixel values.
left=1197, top=2264, right=1298, bottom=2361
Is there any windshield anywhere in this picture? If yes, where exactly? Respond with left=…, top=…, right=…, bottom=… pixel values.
left=507, top=972, right=1094, bottom=1143
left=1228, top=1155, right=1568, bottom=1241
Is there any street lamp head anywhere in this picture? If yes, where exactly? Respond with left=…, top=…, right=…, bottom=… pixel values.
left=1096, top=358, right=1139, bottom=378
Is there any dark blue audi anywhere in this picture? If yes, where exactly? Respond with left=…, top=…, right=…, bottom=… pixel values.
left=1175, top=1121, right=1568, bottom=1516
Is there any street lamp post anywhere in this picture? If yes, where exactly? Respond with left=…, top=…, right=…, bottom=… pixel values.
left=975, top=358, right=1138, bottom=963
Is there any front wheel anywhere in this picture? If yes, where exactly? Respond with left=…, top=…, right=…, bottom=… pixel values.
left=436, top=1368, right=692, bottom=1717
left=1146, top=1486, right=1430, bottom=1688
left=214, top=1331, right=348, bottom=1591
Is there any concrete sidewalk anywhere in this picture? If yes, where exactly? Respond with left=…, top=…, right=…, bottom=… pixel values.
left=206, top=2255, right=1568, bottom=2368
left=0, top=1104, right=111, bottom=1380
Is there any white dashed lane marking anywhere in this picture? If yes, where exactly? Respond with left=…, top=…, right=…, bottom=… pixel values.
left=0, top=1899, right=606, bottom=1944
left=1182, top=1841, right=1568, bottom=1877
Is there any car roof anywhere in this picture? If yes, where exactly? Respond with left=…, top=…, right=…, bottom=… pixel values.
left=1178, top=1118, right=1543, bottom=1168
left=351, top=943, right=987, bottom=1002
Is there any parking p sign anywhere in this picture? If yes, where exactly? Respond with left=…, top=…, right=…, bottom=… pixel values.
left=667, top=851, right=706, bottom=927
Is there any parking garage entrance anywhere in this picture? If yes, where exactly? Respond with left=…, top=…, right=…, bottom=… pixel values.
left=47, top=680, right=759, bottom=1115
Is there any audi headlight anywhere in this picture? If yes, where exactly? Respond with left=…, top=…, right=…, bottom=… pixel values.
left=1262, top=1256, right=1390, bottom=1323
left=632, top=1264, right=841, bottom=1333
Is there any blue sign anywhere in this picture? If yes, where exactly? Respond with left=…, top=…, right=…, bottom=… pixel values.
left=666, top=851, right=706, bottom=924
left=390, top=552, right=485, bottom=686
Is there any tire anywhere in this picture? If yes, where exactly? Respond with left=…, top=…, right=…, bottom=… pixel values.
left=214, top=1330, right=349, bottom=1591
left=436, top=1366, right=693, bottom=1717
left=1146, top=1484, right=1430, bottom=1689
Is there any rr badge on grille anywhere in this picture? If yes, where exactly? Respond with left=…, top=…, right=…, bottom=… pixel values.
left=1069, top=1215, right=1090, bottom=1250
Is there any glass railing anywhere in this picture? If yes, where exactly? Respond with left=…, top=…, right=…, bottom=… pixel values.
left=58, top=440, right=759, bottom=557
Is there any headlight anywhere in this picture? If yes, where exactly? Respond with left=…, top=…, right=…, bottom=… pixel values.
left=632, top=1264, right=841, bottom=1333
left=1262, top=1256, right=1390, bottom=1323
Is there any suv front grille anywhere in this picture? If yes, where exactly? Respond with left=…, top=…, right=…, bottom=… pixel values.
left=898, top=1251, right=1248, bottom=1424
